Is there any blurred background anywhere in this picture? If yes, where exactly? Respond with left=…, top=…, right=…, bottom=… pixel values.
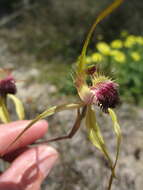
left=0, top=0, right=143, bottom=190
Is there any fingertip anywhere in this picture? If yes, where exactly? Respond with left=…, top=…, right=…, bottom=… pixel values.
left=37, top=145, right=59, bottom=178
left=36, top=119, right=48, bottom=130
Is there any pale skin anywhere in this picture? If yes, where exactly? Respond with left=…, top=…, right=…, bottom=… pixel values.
left=0, top=120, right=58, bottom=190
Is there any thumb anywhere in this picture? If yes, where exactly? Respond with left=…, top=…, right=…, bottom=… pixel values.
left=0, top=145, right=58, bottom=190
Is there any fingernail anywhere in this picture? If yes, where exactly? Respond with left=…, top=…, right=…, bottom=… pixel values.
left=38, top=146, right=58, bottom=178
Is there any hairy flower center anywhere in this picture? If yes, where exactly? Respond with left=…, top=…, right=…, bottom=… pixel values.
left=90, top=81, right=119, bottom=112
left=0, top=76, right=17, bottom=96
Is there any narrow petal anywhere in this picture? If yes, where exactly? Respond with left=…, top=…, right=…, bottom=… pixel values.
left=0, top=97, right=11, bottom=123
left=8, top=94, right=25, bottom=120
left=85, top=106, right=112, bottom=165
left=108, top=108, right=122, bottom=177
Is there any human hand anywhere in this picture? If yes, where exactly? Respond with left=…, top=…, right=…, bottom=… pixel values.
left=0, top=120, right=58, bottom=190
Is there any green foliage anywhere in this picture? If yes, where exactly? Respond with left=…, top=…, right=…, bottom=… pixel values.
left=59, top=75, right=77, bottom=95
left=1, top=1, right=128, bottom=59
left=3, top=0, right=143, bottom=64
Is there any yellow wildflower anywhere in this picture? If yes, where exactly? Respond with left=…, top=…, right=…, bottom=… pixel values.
left=111, top=39, right=123, bottom=49
left=135, top=36, right=143, bottom=45
left=86, top=56, right=92, bottom=64
left=91, top=53, right=103, bottom=62
left=124, top=35, right=136, bottom=48
left=96, top=42, right=111, bottom=55
left=110, top=50, right=126, bottom=63
left=130, top=52, right=141, bottom=61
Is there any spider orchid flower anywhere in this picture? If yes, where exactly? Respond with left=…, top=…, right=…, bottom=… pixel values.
left=0, top=69, right=25, bottom=123
left=74, top=66, right=121, bottom=171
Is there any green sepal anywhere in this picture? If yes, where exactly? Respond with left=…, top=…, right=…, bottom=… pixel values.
left=108, top=108, right=121, bottom=138
left=8, top=94, right=25, bottom=120
left=85, top=106, right=112, bottom=165
left=108, top=108, right=122, bottom=180
left=0, top=96, right=11, bottom=123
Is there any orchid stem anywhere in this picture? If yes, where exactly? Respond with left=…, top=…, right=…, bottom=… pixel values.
left=107, top=137, right=121, bottom=190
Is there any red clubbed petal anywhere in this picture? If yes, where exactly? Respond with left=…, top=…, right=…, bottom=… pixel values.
left=86, top=66, right=97, bottom=75
left=0, top=76, right=17, bottom=96
left=91, top=81, right=119, bottom=112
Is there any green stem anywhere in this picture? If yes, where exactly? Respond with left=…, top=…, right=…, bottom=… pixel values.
left=107, top=172, right=114, bottom=190
left=77, top=0, right=123, bottom=73
left=107, top=137, right=121, bottom=190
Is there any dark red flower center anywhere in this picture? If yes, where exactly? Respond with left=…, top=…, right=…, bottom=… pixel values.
left=91, top=81, right=119, bottom=112
left=86, top=66, right=97, bottom=75
left=0, top=76, right=17, bottom=96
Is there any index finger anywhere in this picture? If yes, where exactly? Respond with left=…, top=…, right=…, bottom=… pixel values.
left=0, top=120, right=48, bottom=156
